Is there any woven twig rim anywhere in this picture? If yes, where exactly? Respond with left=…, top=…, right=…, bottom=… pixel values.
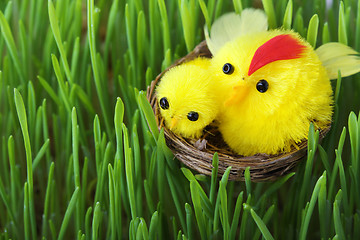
left=146, top=41, right=330, bottom=182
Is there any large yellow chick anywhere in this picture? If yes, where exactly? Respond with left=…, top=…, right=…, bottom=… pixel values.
left=211, top=30, right=333, bottom=156
left=156, top=57, right=219, bottom=139
left=207, top=10, right=360, bottom=156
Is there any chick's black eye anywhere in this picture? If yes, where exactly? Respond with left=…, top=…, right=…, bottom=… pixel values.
left=159, top=97, right=169, bottom=110
left=222, top=63, right=234, bottom=74
left=256, top=80, right=269, bottom=93
left=187, top=111, right=199, bottom=121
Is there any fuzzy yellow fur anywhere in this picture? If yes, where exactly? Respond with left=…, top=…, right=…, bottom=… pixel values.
left=156, top=58, right=219, bottom=139
left=211, top=30, right=333, bottom=156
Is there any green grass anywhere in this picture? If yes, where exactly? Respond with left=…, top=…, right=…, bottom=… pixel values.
left=0, top=0, right=360, bottom=239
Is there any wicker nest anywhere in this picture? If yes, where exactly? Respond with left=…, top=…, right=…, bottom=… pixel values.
left=146, top=41, right=330, bottom=182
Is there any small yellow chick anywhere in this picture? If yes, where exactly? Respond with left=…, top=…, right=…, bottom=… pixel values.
left=156, top=58, right=219, bottom=139
left=207, top=10, right=360, bottom=156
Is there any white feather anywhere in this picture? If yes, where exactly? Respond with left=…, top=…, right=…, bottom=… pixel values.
left=205, top=8, right=268, bottom=55
left=316, top=42, right=360, bottom=79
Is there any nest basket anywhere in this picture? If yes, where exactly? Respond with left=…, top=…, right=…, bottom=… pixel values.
left=147, top=41, right=330, bottom=182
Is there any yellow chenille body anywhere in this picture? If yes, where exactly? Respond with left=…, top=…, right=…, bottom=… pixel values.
left=156, top=58, right=219, bottom=139
left=211, top=30, right=333, bottom=156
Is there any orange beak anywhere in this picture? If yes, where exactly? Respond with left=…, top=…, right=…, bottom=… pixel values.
left=169, top=118, right=178, bottom=130
left=225, top=83, right=249, bottom=106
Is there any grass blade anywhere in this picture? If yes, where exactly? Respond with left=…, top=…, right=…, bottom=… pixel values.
left=229, top=191, right=243, bottom=240
left=198, top=0, right=212, bottom=31
left=348, top=112, right=359, bottom=173
left=318, top=171, right=328, bottom=240
left=322, top=22, right=330, bottom=44
left=125, top=3, right=137, bottom=86
left=338, top=1, right=348, bottom=45
left=252, top=205, right=275, bottom=240
left=334, top=131, right=349, bottom=216
left=219, top=180, right=229, bottom=240
left=24, top=183, right=30, bottom=240
left=87, top=0, right=111, bottom=136
left=149, top=211, right=159, bottom=240
left=14, top=88, right=37, bottom=239
left=0, top=176, right=16, bottom=224
left=37, top=76, right=61, bottom=106
left=233, top=0, right=243, bottom=14
left=244, top=167, right=251, bottom=196
left=185, top=203, right=193, bottom=240
left=72, top=108, right=80, bottom=189
left=0, top=11, right=25, bottom=83
left=48, top=0, right=73, bottom=84
left=92, top=202, right=102, bottom=240
left=32, top=138, right=50, bottom=170
left=51, top=54, right=72, bottom=112
left=190, top=181, right=207, bottom=240
left=138, top=91, right=159, bottom=141
left=179, top=0, right=195, bottom=52
left=72, top=107, right=81, bottom=231
left=157, top=0, right=171, bottom=55
left=244, top=204, right=274, bottom=240
left=282, top=0, right=293, bottom=29
left=123, top=124, right=137, bottom=219
left=85, top=207, right=93, bottom=240
left=299, top=172, right=326, bottom=240
left=108, top=164, right=116, bottom=240
left=58, top=187, right=80, bottom=240
left=42, top=162, right=55, bottom=238
left=333, top=190, right=346, bottom=240
left=262, top=0, right=277, bottom=28
left=307, top=14, right=319, bottom=48
left=166, top=168, right=187, bottom=233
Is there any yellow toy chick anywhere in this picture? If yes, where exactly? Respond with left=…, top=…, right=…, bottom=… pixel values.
left=156, top=58, right=219, bottom=139
left=207, top=10, right=360, bottom=156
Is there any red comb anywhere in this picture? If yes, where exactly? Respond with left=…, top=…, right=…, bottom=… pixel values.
left=248, top=34, right=306, bottom=76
